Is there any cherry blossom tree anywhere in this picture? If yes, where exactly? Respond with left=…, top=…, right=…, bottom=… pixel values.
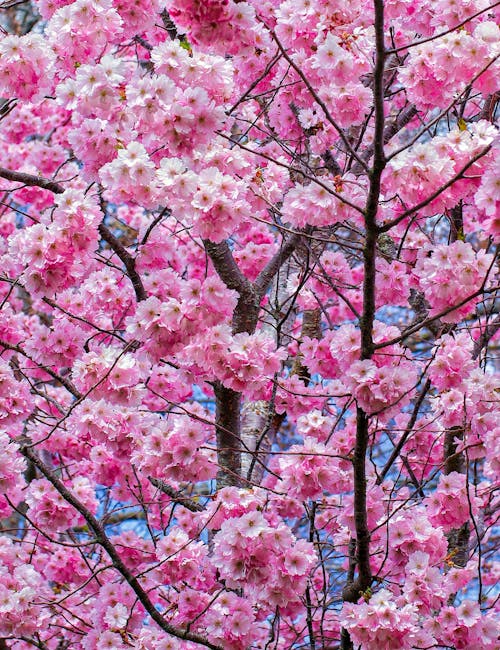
left=0, top=0, right=498, bottom=648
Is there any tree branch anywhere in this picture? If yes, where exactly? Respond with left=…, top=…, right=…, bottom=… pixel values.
left=20, top=446, right=222, bottom=650
left=269, top=31, right=369, bottom=173
left=0, top=167, right=64, bottom=194
left=379, top=146, right=493, bottom=233
left=98, top=223, right=146, bottom=303
left=472, top=313, right=500, bottom=360
left=0, top=166, right=147, bottom=303
left=204, top=234, right=302, bottom=487
left=373, top=282, right=499, bottom=350
left=203, top=239, right=260, bottom=335
left=377, top=379, right=431, bottom=484
left=213, top=383, right=242, bottom=488
left=148, top=477, right=205, bottom=512
left=342, top=0, right=386, bottom=624
left=386, top=2, right=500, bottom=54
left=254, top=232, right=301, bottom=297
left=0, top=340, right=82, bottom=399
left=351, top=105, right=417, bottom=175
left=203, top=240, right=254, bottom=298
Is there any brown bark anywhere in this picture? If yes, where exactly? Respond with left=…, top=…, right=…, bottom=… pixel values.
left=204, top=235, right=300, bottom=488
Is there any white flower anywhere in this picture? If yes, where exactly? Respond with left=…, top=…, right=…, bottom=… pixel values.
left=104, top=602, right=128, bottom=628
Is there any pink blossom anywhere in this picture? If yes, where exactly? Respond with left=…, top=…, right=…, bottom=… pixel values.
left=413, top=241, right=494, bottom=323
left=425, top=471, right=482, bottom=532
left=0, top=34, right=56, bottom=103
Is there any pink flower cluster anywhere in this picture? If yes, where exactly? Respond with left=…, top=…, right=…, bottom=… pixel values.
left=400, top=23, right=500, bottom=110
left=151, top=41, right=234, bottom=102
left=61, top=398, right=143, bottom=463
left=376, top=258, right=410, bottom=307
left=122, top=77, right=225, bottom=164
left=344, top=356, right=417, bottom=416
left=392, top=414, right=444, bottom=481
left=180, top=325, right=286, bottom=399
left=212, top=510, right=316, bottom=610
left=5, top=189, right=101, bottom=296
left=197, top=591, right=258, bottom=650
left=274, top=374, right=329, bottom=419
left=0, top=431, right=26, bottom=517
left=385, top=122, right=497, bottom=217
left=413, top=241, right=494, bottom=322
left=340, top=589, right=420, bottom=650
left=23, top=314, right=87, bottom=370
left=425, top=471, right=482, bottom=532
left=58, top=267, right=135, bottom=331
left=68, top=117, right=129, bottom=181
left=402, top=551, right=447, bottom=613
left=429, top=332, right=475, bottom=391
left=466, top=368, right=500, bottom=468
left=46, top=0, right=123, bottom=70
left=296, top=409, right=334, bottom=442
left=165, top=0, right=257, bottom=53
left=100, top=141, right=158, bottom=207
left=154, top=526, right=212, bottom=589
left=385, top=508, right=448, bottom=578
left=188, top=166, right=250, bottom=242
left=132, top=416, right=216, bottom=485
left=233, top=239, right=276, bottom=281
left=36, top=544, right=91, bottom=586
left=81, top=581, right=147, bottom=649
left=25, top=476, right=98, bottom=532
left=144, top=363, right=193, bottom=409
left=156, top=162, right=252, bottom=242
left=282, top=175, right=364, bottom=228
left=56, top=55, right=126, bottom=119
left=278, top=436, right=351, bottom=500
left=475, top=150, right=500, bottom=236
left=0, top=359, right=34, bottom=428
left=432, top=600, right=499, bottom=649
left=0, top=538, right=51, bottom=638
left=0, top=34, right=56, bottom=103
left=203, top=486, right=267, bottom=529
left=72, top=348, right=147, bottom=405
left=126, top=277, right=238, bottom=359
left=113, top=0, right=162, bottom=38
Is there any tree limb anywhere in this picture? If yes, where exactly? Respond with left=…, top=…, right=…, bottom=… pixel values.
left=98, top=223, right=146, bottom=303
left=0, top=167, right=64, bottom=194
left=0, top=166, right=147, bottom=303
left=377, top=379, right=432, bottom=485
left=149, top=477, right=205, bottom=512
left=472, top=313, right=500, bottom=360
left=20, top=446, right=223, bottom=650
left=254, top=232, right=301, bottom=297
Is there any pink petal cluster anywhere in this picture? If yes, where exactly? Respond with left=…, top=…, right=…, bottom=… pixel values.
left=0, top=34, right=56, bottom=103
left=46, top=0, right=123, bottom=70
left=341, top=589, right=420, bottom=650
left=425, top=471, right=482, bottom=532
left=132, top=416, right=216, bottom=484
left=25, top=476, right=98, bottom=532
left=0, top=431, right=26, bottom=517
left=0, top=359, right=34, bottom=428
left=278, top=436, right=351, bottom=499
left=413, top=240, right=494, bottom=322
left=165, top=0, right=257, bottom=53
left=0, top=538, right=51, bottom=638
left=212, top=510, right=316, bottom=609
